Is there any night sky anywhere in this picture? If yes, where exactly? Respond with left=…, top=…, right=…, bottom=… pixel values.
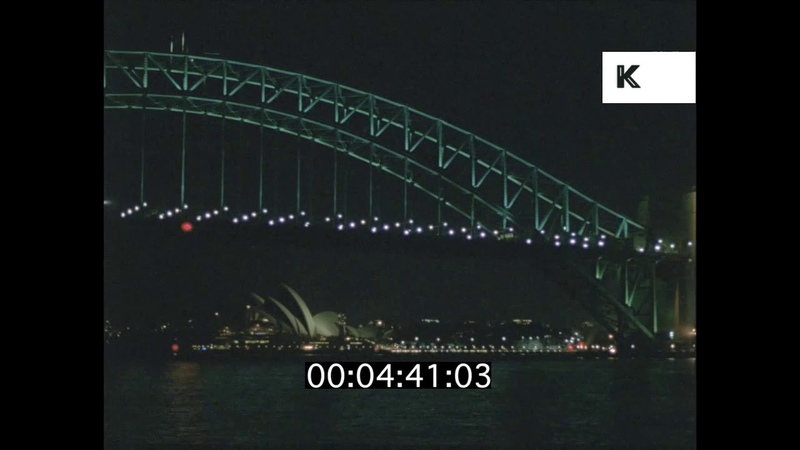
left=104, top=1, right=696, bottom=328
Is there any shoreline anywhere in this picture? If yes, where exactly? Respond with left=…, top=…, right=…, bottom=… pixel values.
left=105, top=348, right=696, bottom=363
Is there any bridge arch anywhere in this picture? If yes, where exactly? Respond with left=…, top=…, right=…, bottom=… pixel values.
left=104, top=50, right=643, bottom=239
left=106, top=93, right=505, bottom=226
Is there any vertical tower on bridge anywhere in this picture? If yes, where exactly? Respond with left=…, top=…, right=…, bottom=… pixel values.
left=636, top=195, right=650, bottom=228
left=681, top=188, right=696, bottom=336
left=632, top=196, right=650, bottom=251
left=685, top=188, right=696, bottom=258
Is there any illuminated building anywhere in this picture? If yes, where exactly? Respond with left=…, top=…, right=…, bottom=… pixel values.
left=249, top=284, right=380, bottom=340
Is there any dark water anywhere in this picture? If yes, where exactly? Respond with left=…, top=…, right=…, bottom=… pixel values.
left=104, top=358, right=695, bottom=449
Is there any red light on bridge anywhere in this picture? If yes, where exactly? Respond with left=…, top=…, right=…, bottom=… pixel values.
left=171, top=344, right=180, bottom=352
left=181, top=222, right=193, bottom=232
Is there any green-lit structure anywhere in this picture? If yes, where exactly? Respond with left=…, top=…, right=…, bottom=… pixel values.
left=104, top=50, right=694, bottom=343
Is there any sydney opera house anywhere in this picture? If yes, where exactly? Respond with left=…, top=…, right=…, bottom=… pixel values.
left=248, top=284, right=389, bottom=341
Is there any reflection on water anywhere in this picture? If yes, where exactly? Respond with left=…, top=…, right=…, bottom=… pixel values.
left=162, top=362, right=204, bottom=442
left=104, top=359, right=695, bottom=448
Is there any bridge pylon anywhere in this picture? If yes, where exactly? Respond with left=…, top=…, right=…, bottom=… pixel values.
left=588, top=252, right=690, bottom=344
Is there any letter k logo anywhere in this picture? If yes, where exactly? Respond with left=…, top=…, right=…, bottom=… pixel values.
left=617, top=65, right=640, bottom=88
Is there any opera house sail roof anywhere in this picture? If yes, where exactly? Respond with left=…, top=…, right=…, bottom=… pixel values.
left=250, top=284, right=391, bottom=341
left=251, top=284, right=344, bottom=339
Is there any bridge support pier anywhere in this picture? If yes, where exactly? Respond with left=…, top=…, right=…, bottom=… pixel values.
left=437, top=181, right=443, bottom=236
left=220, top=115, right=226, bottom=209
left=258, top=119, right=264, bottom=211
left=403, top=160, right=409, bottom=224
left=332, top=145, right=338, bottom=218
left=180, top=108, right=187, bottom=206
left=296, top=142, right=301, bottom=216
left=588, top=255, right=687, bottom=342
left=369, top=145, right=375, bottom=220
left=140, top=105, right=146, bottom=204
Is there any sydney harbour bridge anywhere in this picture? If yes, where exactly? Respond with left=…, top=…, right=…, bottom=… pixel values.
left=103, top=50, right=696, bottom=343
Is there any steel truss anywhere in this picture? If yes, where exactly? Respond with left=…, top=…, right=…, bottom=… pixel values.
left=105, top=50, right=665, bottom=338
left=104, top=51, right=643, bottom=239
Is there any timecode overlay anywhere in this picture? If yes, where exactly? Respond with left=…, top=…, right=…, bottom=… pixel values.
left=305, top=362, right=492, bottom=389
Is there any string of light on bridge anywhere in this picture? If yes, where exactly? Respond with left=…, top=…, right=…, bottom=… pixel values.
left=114, top=202, right=692, bottom=256
left=118, top=202, right=147, bottom=218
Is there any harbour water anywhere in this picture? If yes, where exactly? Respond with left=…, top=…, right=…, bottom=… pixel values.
left=104, top=357, right=696, bottom=448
